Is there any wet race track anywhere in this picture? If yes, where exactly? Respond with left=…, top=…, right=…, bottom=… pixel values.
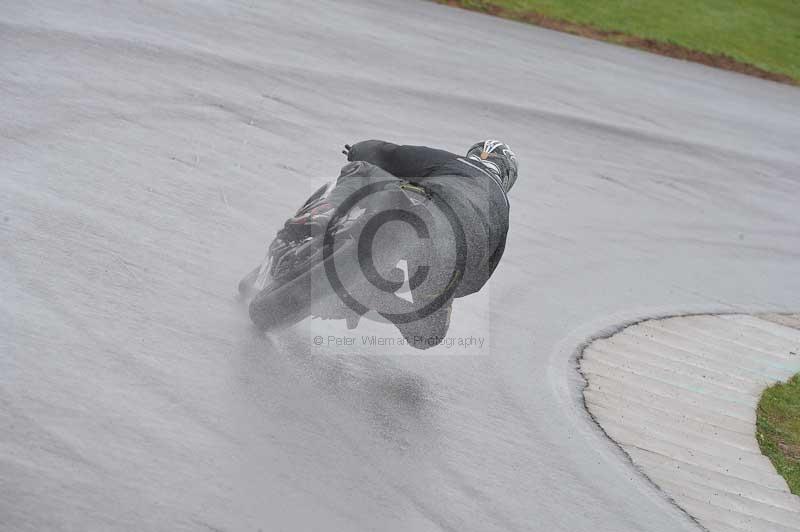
left=2, top=1, right=800, bottom=530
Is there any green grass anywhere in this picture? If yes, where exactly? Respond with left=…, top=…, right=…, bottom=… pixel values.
left=455, top=0, right=800, bottom=82
left=757, top=373, right=800, bottom=495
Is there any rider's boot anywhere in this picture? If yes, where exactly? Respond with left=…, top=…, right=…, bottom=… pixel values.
left=395, top=300, right=453, bottom=350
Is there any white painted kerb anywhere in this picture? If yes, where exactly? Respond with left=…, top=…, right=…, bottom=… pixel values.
left=581, top=314, right=800, bottom=532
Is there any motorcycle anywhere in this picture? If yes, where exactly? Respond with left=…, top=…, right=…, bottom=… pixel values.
left=238, top=175, right=453, bottom=337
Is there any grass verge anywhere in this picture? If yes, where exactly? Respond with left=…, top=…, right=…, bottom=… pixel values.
left=437, top=0, right=799, bottom=85
left=757, top=373, right=800, bottom=495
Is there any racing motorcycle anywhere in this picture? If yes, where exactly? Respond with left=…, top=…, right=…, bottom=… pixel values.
left=239, top=175, right=455, bottom=335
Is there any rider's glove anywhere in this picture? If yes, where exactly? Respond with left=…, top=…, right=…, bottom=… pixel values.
left=279, top=200, right=334, bottom=241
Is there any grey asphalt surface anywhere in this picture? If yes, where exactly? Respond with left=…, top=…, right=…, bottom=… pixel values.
left=2, top=1, right=799, bottom=531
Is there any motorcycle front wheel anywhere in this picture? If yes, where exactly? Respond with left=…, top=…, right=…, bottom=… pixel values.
left=247, top=237, right=357, bottom=331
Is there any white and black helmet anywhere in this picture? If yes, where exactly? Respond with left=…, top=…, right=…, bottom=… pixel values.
left=466, top=140, right=518, bottom=192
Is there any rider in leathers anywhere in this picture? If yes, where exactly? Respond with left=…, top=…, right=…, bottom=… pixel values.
left=283, top=139, right=518, bottom=349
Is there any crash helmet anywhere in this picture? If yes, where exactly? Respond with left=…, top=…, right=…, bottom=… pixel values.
left=466, top=140, right=518, bottom=192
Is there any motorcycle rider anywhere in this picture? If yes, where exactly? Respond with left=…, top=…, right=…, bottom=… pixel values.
left=281, top=139, right=517, bottom=349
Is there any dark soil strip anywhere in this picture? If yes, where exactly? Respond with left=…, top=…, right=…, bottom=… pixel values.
left=436, top=0, right=797, bottom=86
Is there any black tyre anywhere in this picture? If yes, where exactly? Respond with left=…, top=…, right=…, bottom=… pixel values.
left=247, top=238, right=357, bottom=331
left=248, top=269, right=313, bottom=331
